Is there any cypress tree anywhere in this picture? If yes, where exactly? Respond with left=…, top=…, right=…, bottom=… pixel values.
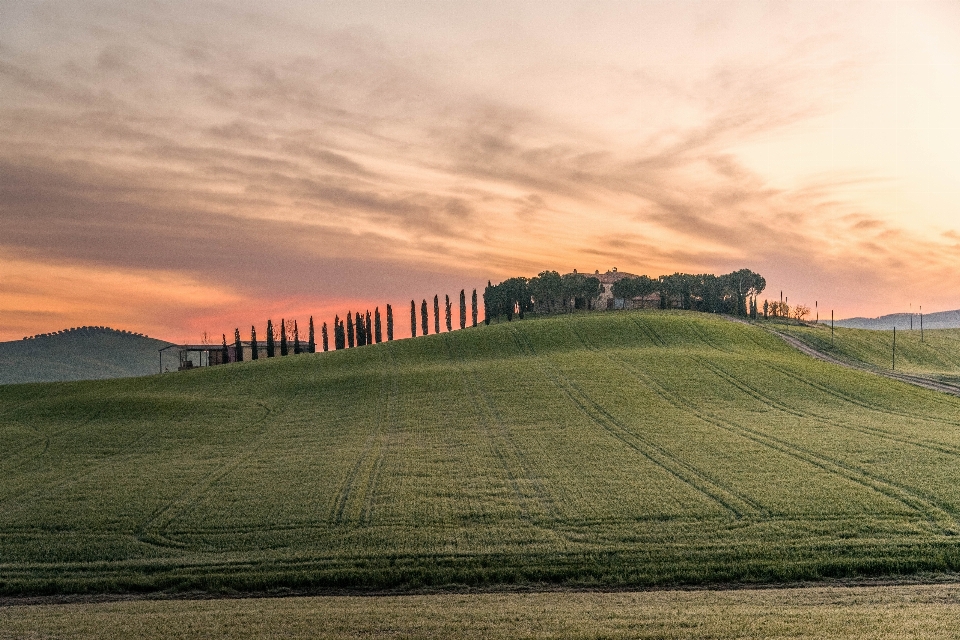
left=483, top=282, right=491, bottom=325
left=410, top=301, right=417, bottom=338
left=234, top=327, right=243, bottom=362
left=322, top=322, right=329, bottom=352
left=387, top=304, right=394, bottom=341
left=434, top=295, right=440, bottom=334
left=334, top=315, right=343, bottom=350
left=266, top=319, right=275, bottom=357
left=364, top=310, right=372, bottom=345
left=445, top=295, right=452, bottom=332
left=472, top=289, right=478, bottom=327
left=374, top=307, right=383, bottom=343
left=293, top=320, right=301, bottom=354
left=421, top=299, right=429, bottom=335
left=280, top=319, right=288, bottom=356
left=250, top=325, right=258, bottom=360
left=308, top=316, right=316, bottom=353
left=356, top=312, right=366, bottom=347
left=460, top=289, right=466, bottom=330
left=347, top=312, right=355, bottom=348
left=340, top=319, right=346, bottom=348
left=222, top=333, right=230, bottom=365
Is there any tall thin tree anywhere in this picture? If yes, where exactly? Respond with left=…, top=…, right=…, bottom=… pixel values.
left=460, top=289, right=466, bottom=330
left=365, top=310, right=373, bottom=345
left=387, top=304, right=394, bottom=341
left=234, top=327, right=243, bottom=362
left=410, top=300, right=417, bottom=338
left=250, top=325, right=259, bottom=360
left=445, top=294, right=452, bottom=332
left=374, top=307, right=383, bottom=343
left=280, top=319, right=289, bottom=356
left=434, top=295, right=440, bottom=334
left=266, top=319, right=275, bottom=357
left=334, top=315, right=343, bottom=350
left=308, top=316, right=316, bottom=353
left=355, top=312, right=366, bottom=347
left=222, top=334, right=230, bottom=365
left=472, top=289, right=478, bottom=327
left=421, top=299, right=429, bottom=335
left=293, top=320, right=301, bottom=354
left=347, top=312, right=355, bottom=348
left=322, top=321, right=329, bottom=352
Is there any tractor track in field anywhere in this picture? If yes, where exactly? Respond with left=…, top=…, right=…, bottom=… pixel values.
left=693, top=356, right=960, bottom=459
left=444, top=334, right=559, bottom=523
left=136, top=402, right=273, bottom=549
left=593, top=319, right=960, bottom=532
left=508, top=325, right=764, bottom=520
left=360, top=346, right=400, bottom=526
left=329, top=355, right=398, bottom=524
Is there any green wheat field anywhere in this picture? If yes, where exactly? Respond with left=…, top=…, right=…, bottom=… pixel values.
left=4, top=310, right=960, bottom=600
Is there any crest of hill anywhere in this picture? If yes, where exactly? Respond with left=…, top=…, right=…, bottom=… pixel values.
left=834, top=309, right=960, bottom=330
left=0, top=326, right=172, bottom=385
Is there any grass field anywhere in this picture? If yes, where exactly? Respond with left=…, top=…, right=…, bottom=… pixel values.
left=774, top=322, right=960, bottom=382
left=5, top=583, right=960, bottom=639
left=3, top=310, right=960, bottom=595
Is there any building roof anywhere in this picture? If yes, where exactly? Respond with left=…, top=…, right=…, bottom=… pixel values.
left=588, top=269, right=640, bottom=285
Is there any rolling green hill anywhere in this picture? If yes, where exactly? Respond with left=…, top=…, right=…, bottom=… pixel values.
left=3, top=310, right=960, bottom=596
left=0, top=327, right=172, bottom=385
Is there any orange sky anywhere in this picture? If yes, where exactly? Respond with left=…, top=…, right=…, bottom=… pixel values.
left=2, top=1, right=959, bottom=342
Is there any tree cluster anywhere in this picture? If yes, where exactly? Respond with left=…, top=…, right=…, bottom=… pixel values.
left=484, top=271, right=605, bottom=323
left=612, top=269, right=766, bottom=316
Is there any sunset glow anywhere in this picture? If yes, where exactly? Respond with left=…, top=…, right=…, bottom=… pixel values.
left=2, top=1, right=959, bottom=341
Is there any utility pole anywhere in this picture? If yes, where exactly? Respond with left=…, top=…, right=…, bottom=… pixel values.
left=920, top=306, right=924, bottom=343
left=816, top=300, right=818, bottom=324
left=831, top=310, right=834, bottom=347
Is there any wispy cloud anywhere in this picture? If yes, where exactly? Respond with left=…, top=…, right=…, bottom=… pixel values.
left=1, top=1, right=958, bottom=338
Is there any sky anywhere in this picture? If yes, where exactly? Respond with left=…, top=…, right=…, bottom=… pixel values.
left=2, top=0, right=959, bottom=342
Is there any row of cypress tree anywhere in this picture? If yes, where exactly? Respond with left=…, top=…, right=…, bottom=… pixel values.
left=409, top=290, right=478, bottom=337
left=221, top=288, right=479, bottom=363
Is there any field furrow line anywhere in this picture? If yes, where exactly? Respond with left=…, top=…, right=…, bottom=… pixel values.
left=696, top=356, right=960, bottom=459
left=0, top=403, right=108, bottom=473
left=443, top=334, right=558, bottom=522
left=509, top=326, right=762, bottom=519
left=598, top=347, right=959, bottom=532
left=630, top=316, right=667, bottom=347
left=763, top=360, right=960, bottom=429
left=0, top=426, right=157, bottom=525
left=330, top=357, right=391, bottom=525
left=136, top=402, right=272, bottom=547
left=361, top=346, right=398, bottom=526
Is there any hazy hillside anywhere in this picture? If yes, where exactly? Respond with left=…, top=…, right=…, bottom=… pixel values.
left=3, top=311, right=960, bottom=596
left=0, top=326, right=172, bottom=385
left=834, top=309, right=960, bottom=330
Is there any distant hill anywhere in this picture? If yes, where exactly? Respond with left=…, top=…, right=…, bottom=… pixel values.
left=0, top=326, right=172, bottom=385
left=832, top=308, right=960, bottom=330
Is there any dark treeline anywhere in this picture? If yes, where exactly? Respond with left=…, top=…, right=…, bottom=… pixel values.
left=484, top=268, right=766, bottom=323
left=484, top=271, right=604, bottom=322
left=220, top=288, right=479, bottom=365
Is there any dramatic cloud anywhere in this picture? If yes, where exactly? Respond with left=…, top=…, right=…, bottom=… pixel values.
left=2, top=1, right=959, bottom=340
